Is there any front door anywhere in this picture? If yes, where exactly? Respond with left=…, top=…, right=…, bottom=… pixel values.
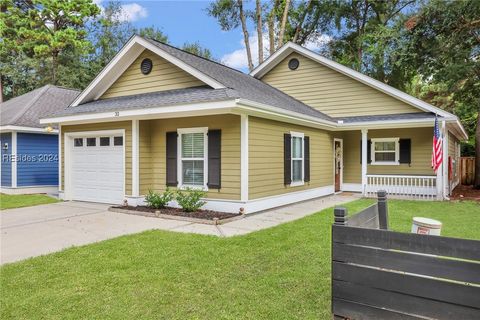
left=334, top=139, right=343, bottom=192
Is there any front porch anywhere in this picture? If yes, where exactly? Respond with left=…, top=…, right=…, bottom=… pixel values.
left=335, top=124, right=448, bottom=200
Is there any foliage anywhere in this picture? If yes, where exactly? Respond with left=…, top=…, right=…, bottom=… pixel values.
left=0, top=194, right=59, bottom=210
left=182, top=42, right=216, bottom=60
left=144, top=188, right=174, bottom=209
left=1, top=199, right=478, bottom=319
left=175, top=188, right=206, bottom=212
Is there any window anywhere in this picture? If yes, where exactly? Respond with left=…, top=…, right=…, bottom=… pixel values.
left=178, top=128, right=207, bottom=188
left=86, top=138, right=96, bottom=147
left=74, top=138, right=83, bottom=147
left=291, top=132, right=304, bottom=185
left=371, top=138, right=399, bottom=165
left=100, top=137, right=110, bottom=146
left=113, top=136, right=123, bottom=146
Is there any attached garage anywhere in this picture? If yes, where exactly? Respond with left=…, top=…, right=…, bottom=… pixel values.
left=65, top=131, right=125, bottom=204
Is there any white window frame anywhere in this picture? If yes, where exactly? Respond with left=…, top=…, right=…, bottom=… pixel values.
left=290, top=131, right=305, bottom=187
left=370, top=137, right=400, bottom=165
left=177, top=127, right=209, bottom=190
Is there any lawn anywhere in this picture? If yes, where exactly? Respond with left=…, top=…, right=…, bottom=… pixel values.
left=0, top=199, right=478, bottom=319
left=0, top=193, right=59, bottom=210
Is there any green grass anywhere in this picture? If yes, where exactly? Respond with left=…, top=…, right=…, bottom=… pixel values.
left=0, top=199, right=478, bottom=319
left=0, top=193, right=59, bottom=210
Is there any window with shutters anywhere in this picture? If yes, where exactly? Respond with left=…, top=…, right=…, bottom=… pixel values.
left=291, top=132, right=304, bottom=186
left=177, top=127, right=208, bottom=189
left=371, top=138, right=400, bottom=165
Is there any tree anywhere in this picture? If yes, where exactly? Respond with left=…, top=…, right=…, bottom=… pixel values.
left=277, top=0, right=291, bottom=48
left=207, top=0, right=253, bottom=70
left=255, top=0, right=264, bottom=64
left=399, top=0, right=480, bottom=187
left=182, top=42, right=216, bottom=60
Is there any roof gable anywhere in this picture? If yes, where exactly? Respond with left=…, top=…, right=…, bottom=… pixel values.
left=72, top=35, right=225, bottom=106
left=261, top=52, right=421, bottom=117
left=100, top=49, right=206, bottom=99
left=251, top=42, right=454, bottom=119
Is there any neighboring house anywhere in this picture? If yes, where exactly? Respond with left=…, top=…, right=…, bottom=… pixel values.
left=40, top=36, right=466, bottom=213
left=1, top=85, right=79, bottom=194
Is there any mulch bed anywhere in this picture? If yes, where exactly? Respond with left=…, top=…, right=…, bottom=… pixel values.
left=451, top=185, right=480, bottom=201
left=111, top=205, right=241, bottom=221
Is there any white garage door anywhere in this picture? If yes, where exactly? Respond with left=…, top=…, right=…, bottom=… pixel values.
left=70, top=135, right=124, bottom=204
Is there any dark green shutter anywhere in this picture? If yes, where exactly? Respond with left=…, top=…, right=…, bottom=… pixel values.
left=304, top=136, right=310, bottom=182
left=207, top=130, right=221, bottom=189
left=399, top=139, right=411, bottom=164
left=360, top=140, right=372, bottom=164
left=284, top=133, right=292, bottom=185
left=166, top=132, right=177, bottom=186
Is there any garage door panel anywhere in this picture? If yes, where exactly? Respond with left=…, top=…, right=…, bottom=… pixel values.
left=70, top=135, right=124, bottom=204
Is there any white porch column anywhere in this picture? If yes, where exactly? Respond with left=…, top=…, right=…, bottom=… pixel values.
left=58, top=125, right=62, bottom=192
left=240, top=114, right=249, bottom=202
left=361, top=128, right=368, bottom=196
left=11, top=131, right=17, bottom=188
left=442, top=120, right=449, bottom=199
left=132, top=119, right=140, bottom=197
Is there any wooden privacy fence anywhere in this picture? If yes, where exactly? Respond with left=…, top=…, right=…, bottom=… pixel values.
left=460, top=157, right=475, bottom=185
left=332, top=191, right=480, bottom=320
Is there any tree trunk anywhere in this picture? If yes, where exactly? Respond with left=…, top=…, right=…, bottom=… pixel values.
left=267, top=1, right=278, bottom=55
left=292, top=0, right=313, bottom=43
left=474, top=111, right=480, bottom=188
left=277, top=0, right=291, bottom=49
left=256, top=0, right=263, bottom=64
left=238, top=0, right=254, bottom=71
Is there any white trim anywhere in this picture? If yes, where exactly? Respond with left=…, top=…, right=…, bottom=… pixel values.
left=240, top=114, right=249, bottom=201
left=0, top=125, right=58, bottom=134
left=251, top=42, right=454, bottom=119
left=442, top=121, right=449, bottom=199
left=342, top=183, right=362, bottom=193
left=132, top=120, right=139, bottom=197
left=11, top=131, right=17, bottom=188
left=41, top=100, right=237, bottom=124
left=64, top=129, right=126, bottom=202
left=177, top=127, right=209, bottom=190
left=361, top=129, right=368, bottom=195
left=290, top=131, right=305, bottom=186
left=71, top=35, right=224, bottom=106
left=370, top=137, right=400, bottom=166
left=58, top=124, right=62, bottom=192
left=0, top=186, right=58, bottom=195
left=333, top=138, right=343, bottom=192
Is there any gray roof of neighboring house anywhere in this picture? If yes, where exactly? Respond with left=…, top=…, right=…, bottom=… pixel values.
left=337, top=112, right=438, bottom=123
left=54, top=86, right=236, bottom=116
left=1, top=85, right=79, bottom=128
left=62, top=37, right=334, bottom=121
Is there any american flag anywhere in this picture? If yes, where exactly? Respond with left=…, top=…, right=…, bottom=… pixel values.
left=432, top=116, right=443, bottom=173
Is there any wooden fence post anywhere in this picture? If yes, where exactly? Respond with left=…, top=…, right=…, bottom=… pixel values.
left=377, top=190, right=389, bottom=230
left=334, top=207, right=348, bottom=226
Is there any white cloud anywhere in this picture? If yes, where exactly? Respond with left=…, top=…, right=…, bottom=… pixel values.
left=221, top=33, right=332, bottom=70
left=94, top=1, right=148, bottom=22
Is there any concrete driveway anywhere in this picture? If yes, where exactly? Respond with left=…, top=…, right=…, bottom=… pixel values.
left=1, top=194, right=359, bottom=264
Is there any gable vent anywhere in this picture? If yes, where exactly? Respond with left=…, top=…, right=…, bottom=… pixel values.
left=141, top=58, right=153, bottom=75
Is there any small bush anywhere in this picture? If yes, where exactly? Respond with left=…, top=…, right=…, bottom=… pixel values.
left=176, top=188, right=206, bottom=212
left=145, top=188, right=174, bottom=209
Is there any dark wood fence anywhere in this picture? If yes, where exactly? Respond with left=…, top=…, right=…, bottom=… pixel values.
left=332, top=191, right=480, bottom=320
left=460, top=157, right=475, bottom=185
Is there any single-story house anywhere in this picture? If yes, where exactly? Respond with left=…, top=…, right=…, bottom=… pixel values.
left=40, top=36, right=466, bottom=213
left=1, top=85, right=79, bottom=194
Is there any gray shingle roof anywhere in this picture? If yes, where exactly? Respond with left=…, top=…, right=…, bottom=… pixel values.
left=55, top=86, right=236, bottom=116
left=1, top=85, right=79, bottom=128
left=337, top=112, right=437, bottom=123
left=144, top=38, right=333, bottom=121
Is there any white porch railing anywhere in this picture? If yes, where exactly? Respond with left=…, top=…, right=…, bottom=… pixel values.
left=365, top=175, right=437, bottom=200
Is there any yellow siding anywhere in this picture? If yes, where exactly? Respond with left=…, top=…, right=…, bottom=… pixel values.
left=261, top=53, right=421, bottom=117
left=448, top=131, right=460, bottom=185
left=139, top=120, right=152, bottom=194
left=342, top=127, right=435, bottom=184
left=101, top=49, right=205, bottom=99
left=248, top=117, right=333, bottom=199
left=145, top=115, right=241, bottom=200
left=61, top=121, right=133, bottom=195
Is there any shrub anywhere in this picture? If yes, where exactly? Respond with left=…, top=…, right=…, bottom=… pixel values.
left=176, top=188, right=206, bottom=212
left=145, top=188, right=174, bottom=209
